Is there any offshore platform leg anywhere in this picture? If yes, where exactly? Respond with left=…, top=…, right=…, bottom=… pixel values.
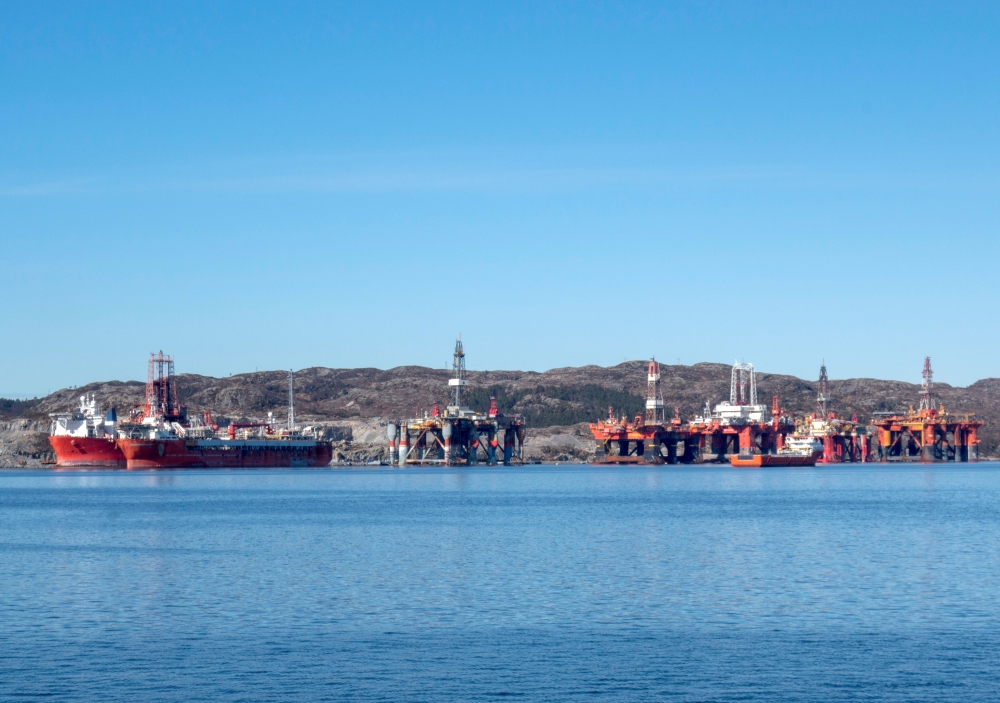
left=681, top=441, right=697, bottom=463
left=503, top=429, right=514, bottom=466
left=643, top=436, right=662, bottom=464
left=468, top=434, right=478, bottom=466
left=487, top=431, right=498, bottom=465
left=595, top=440, right=607, bottom=461
left=398, top=430, right=408, bottom=467
left=921, top=431, right=935, bottom=462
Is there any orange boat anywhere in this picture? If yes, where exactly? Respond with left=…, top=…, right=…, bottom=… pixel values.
left=730, top=454, right=817, bottom=468
left=730, top=436, right=821, bottom=468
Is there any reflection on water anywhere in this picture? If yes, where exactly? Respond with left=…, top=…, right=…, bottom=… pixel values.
left=3, top=463, right=1000, bottom=702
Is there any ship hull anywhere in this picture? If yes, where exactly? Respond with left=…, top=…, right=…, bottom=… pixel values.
left=118, top=438, right=333, bottom=469
left=730, top=454, right=818, bottom=468
left=49, top=436, right=127, bottom=468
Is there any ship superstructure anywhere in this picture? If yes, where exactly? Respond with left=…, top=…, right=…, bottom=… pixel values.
left=48, top=393, right=126, bottom=467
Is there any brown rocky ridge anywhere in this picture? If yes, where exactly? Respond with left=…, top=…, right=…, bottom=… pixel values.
left=2, top=361, right=997, bottom=466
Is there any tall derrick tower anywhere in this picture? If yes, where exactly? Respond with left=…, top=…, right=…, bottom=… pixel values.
left=144, top=351, right=184, bottom=422
left=448, top=334, right=468, bottom=409
left=817, top=361, right=830, bottom=417
left=288, top=370, right=295, bottom=431
left=645, top=358, right=665, bottom=424
left=918, top=357, right=934, bottom=412
left=730, top=362, right=757, bottom=406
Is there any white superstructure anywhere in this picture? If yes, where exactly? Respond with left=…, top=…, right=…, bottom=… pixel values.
left=49, top=393, right=117, bottom=438
left=780, top=436, right=823, bottom=457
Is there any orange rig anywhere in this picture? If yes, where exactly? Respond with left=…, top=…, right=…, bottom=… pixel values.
left=799, top=361, right=873, bottom=464
left=591, top=357, right=983, bottom=465
left=869, top=357, right=982, bottom=462
left=386, top=336, right=525, bottom=467
left=590, top=360, right=796, bottom=464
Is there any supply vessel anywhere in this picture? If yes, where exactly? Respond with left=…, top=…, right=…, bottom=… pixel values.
left=115, top=352, right=333, bottom=469
left=729, top=436, right=822, bottom=467
left=48, top=393, right=127, bottom=468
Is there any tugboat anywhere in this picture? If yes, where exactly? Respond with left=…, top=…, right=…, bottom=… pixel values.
left=48, top=393, right=127, bottom=468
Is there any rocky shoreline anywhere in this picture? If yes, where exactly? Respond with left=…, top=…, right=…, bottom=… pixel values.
left=4, top=360, right=997, bottom=467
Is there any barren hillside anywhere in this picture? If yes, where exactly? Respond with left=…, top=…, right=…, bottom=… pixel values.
left=3, top=361, right=997, bottom=466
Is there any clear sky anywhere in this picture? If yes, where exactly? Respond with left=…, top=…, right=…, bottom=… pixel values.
left=2, top=2, right=998, bottom=397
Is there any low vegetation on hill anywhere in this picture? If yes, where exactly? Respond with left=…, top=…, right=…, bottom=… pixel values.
left=7, top=361, right=1000, bottom=462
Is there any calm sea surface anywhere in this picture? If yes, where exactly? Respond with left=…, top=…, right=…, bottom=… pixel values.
left=3, top=463, right=1000, bottom=701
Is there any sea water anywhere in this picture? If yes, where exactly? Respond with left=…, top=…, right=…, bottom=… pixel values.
left=2, top=464, right=999, bottom=701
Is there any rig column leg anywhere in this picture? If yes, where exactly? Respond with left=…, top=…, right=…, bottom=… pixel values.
left=595, top=440, right=607, bottom=462
left=823, top=436, right=835, bottom=463
left=398, top=430, right=408, bottom=467
left=921, top=427, right=935, bottom=463
left=488, top=431, right=498, bottom=465
left=738, top=427, right=754, bottom=457
left=643, top=435, right=662, bottom=464
left=468, top=432, right=478, bottom=466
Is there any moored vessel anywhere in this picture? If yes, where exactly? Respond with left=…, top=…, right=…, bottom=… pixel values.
left=730, top=436, right=822, bottom=468
left=115, top=353, right=333, bottom=469
left=48, top=394, right=126, bottom=468
left=117, top=435, right=333, bottom=469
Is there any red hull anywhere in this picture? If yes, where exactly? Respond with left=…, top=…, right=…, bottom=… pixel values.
left=49, top=436, right=127, bottom=468
left=118, top=438, right=333, bottom=469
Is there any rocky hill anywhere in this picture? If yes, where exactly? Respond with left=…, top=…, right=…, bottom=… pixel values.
left=2, top=361, right=997, bottom=466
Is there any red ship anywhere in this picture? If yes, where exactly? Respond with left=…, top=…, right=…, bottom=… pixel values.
left=49, top=394, right=127, bottom=468
left=114, top=352, right=333, bottom=470
left=118, top=437, right=334, bottom=469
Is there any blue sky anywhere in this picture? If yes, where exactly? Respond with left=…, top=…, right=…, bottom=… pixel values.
left=2, top=2, right=998, bottom=396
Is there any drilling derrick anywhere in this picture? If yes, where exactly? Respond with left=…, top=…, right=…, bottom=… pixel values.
left=730, top=362, right=757, bottom=406
left=288, top=370, right=295, bottom=432
left=817, top=361, right=830, bottom=417
left=144, top=351, right=185, bottom=422
left=645, top=358, right=665, bottom=425
left=918, top=357, right=933, bottom=412
left=448, top=334, right=468, bottom=410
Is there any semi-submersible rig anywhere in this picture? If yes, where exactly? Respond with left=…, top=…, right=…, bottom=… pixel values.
left=386, top=337, right=526, bottom=466
left=589, top=357, right=983, bottom=465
